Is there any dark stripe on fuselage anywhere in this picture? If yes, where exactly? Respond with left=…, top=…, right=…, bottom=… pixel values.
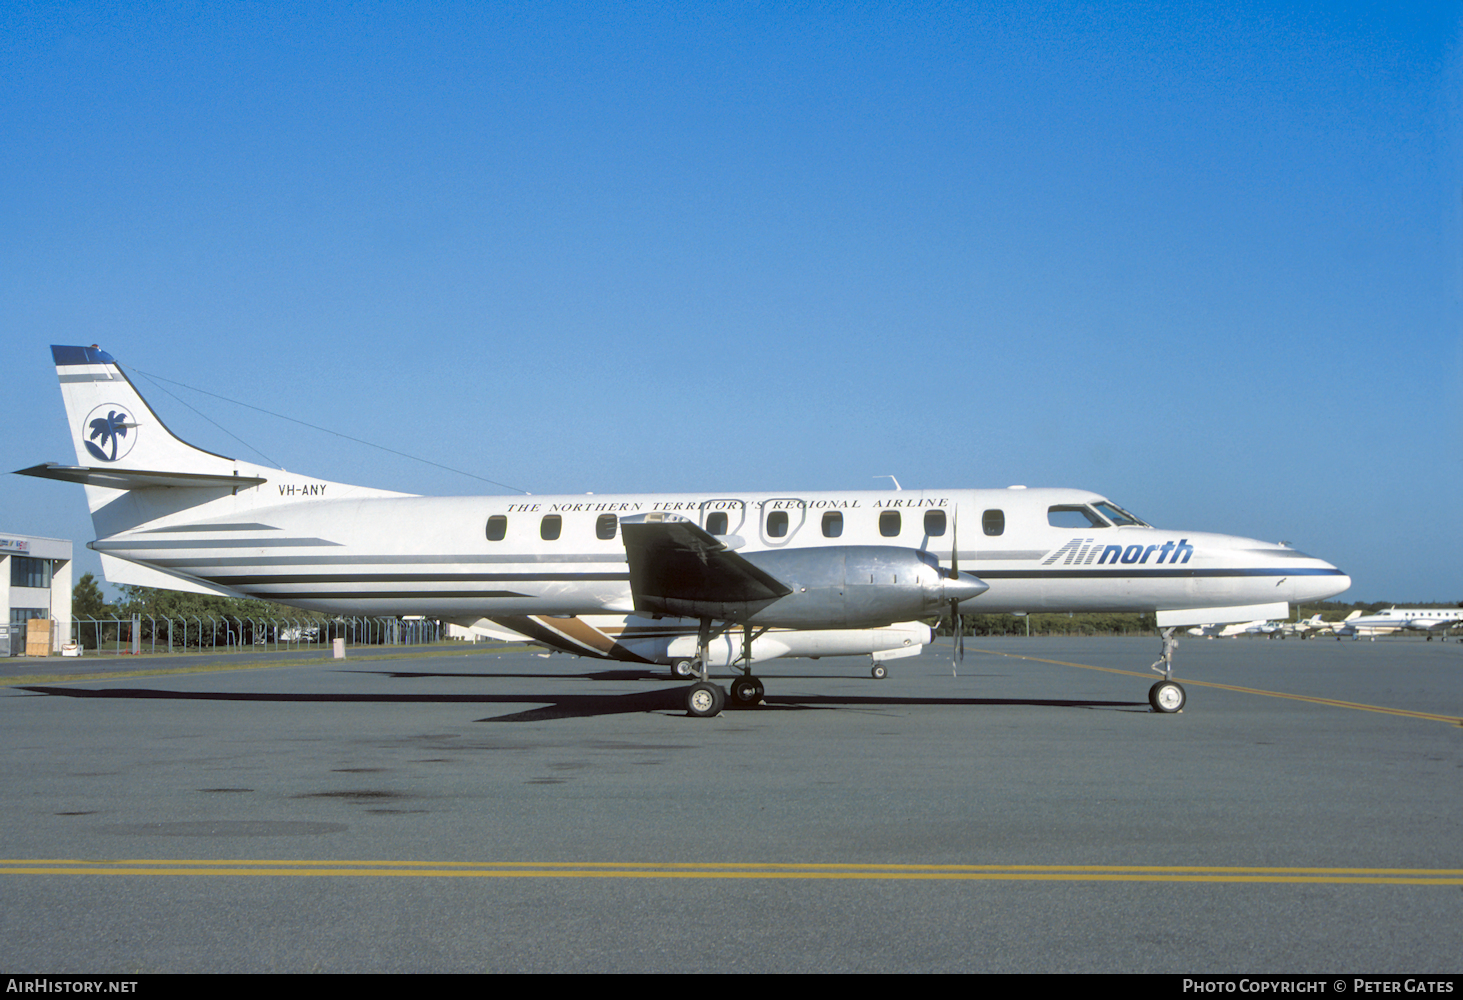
left=95, top=538, right=341, bottom=549
left=974, top=567, right=1347, bottom=579
left=237, top=591, right=533, bottom=600
left=209, top=573, right=630, bottom=585
left=143, top=554, right=630, bottom=568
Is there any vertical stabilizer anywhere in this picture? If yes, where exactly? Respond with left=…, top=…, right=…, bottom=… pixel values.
left=52, top=345, right=238, bottom=477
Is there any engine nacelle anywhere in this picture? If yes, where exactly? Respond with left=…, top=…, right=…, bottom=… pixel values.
left=733, top=546, right=987, bottom=628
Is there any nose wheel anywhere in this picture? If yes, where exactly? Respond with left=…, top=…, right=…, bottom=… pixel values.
left=1148, top=679, right=1186, bottom=713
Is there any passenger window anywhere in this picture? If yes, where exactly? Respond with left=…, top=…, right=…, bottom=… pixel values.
left=767, top=511, right=788, bottom=538
left=541, top=514, right=562, bottom=540
left=821, top=511, right=843, bottom=537
left=707, top=512, right=728, bottom=535
left=1047, top=505, right=1107, bottom=529
left=486, top=515, right=507, bottom=541
left=596, top=514, right=617, bottom=540
left=879, top=511, right=901, bottom=537
left=924, top=510, right=947, bottom=537
left=982, top=509, right=1004, bottom=536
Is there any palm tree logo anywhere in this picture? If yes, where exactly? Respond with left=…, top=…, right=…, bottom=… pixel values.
left=83, top=405, right=137, bottom=462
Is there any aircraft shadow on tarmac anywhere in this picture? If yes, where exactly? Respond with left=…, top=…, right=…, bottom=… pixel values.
left=16, top=684, right=1147, bottom=723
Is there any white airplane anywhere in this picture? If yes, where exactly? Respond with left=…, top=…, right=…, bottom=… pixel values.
left=18, top=345, right=1352, bottom=716
left=1332, top=608, right=1463, bottom=640
left=1185, top=620, right=1281, bottom=639
left=1275, top=613, right=1330, bottom=638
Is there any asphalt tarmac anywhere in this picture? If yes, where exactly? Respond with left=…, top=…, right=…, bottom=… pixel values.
left=1, top=635, right=1459, bottom=973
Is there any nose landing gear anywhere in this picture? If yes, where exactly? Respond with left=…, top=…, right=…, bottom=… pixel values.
left=1148, top=627, right=1187, bottom=714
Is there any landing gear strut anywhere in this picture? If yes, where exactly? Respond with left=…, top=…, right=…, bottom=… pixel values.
left=728, top=622, right=765, bottom=707
left=680, top=620, right=768, bottom=715
left=1148, top=626, right=1187, bottom=714
left=682, top=617, right=725, bottom=717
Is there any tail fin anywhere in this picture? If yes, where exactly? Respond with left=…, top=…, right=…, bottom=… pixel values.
left=50, top=345, right=242, bottom=479
left=20, top=345, right=410, bottom=596
left=20, top=344, right=408, bottom=531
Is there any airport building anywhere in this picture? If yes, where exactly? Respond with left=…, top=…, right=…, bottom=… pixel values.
left=1, top=532, right=72, bottom=656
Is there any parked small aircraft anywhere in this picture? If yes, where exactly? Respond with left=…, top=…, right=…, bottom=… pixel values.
left=1186, top=620, right=1281, bottom=639
left=19, top=345, right=1353, bottom=715
left=1333, top=608, right=1463, bottom=640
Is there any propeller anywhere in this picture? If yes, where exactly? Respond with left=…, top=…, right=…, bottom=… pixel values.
left=949, top=510, right=963, bottom=675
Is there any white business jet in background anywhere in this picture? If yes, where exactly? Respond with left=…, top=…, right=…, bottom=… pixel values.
left=19, top=346, right=1352, bottom=716
left=1333, top=608, right=1463, bottom=640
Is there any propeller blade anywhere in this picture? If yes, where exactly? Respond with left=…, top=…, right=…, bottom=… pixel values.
left=951, top=599, right=964, bottom=676
left=950, top=510, right=960, bottom=675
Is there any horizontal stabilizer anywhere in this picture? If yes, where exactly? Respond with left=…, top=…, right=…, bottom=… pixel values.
left=620, top=513, right=793, bottom=617
left=14, top=463, right=267, bottom=491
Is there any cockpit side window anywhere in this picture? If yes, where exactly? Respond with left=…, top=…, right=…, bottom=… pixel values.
left=1047, top=505, right=1109, bottom=529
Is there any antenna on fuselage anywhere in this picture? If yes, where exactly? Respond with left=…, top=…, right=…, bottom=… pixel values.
left=875, top=475, right=902, bottom=491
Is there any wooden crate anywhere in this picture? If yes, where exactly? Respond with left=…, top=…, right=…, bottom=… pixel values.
left=25, top=619, right=53, bottom=657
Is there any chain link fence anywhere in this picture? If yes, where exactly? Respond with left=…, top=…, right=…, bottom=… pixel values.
left=63, top=615, right=443, bottom=655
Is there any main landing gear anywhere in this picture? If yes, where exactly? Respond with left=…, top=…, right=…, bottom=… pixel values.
left=679, top=619, right=766, bottom=717
left=1148, top=626, right=1187, bottom=714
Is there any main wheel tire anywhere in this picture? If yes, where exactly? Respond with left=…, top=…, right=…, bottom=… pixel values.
left=871, top=663, right=887, bottom=679
left=729, top=675, right=763, bottom=705
left=1149, top=680, right=1186, bottom=713
left=672, top=659, right=695, bottom=679
left=686, top=682, right=725, bottom=718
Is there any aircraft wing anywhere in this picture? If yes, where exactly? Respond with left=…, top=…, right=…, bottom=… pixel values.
left=619, top=513, right=793, bottom=618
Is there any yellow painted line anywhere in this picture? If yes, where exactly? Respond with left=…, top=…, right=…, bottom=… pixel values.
left=0, top=860, right=1459, bottom=885
left=968, top=648, right=1463, bottom=726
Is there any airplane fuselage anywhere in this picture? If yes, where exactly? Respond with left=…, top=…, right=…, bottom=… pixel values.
left=88, top=483, right=1349, bottom=625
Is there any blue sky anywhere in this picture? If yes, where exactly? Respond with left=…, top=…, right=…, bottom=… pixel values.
left=3, top=2, right=1458, bottom=603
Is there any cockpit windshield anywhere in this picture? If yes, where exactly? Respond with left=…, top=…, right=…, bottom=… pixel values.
left=1092, top=501, right=1150, bottom=527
